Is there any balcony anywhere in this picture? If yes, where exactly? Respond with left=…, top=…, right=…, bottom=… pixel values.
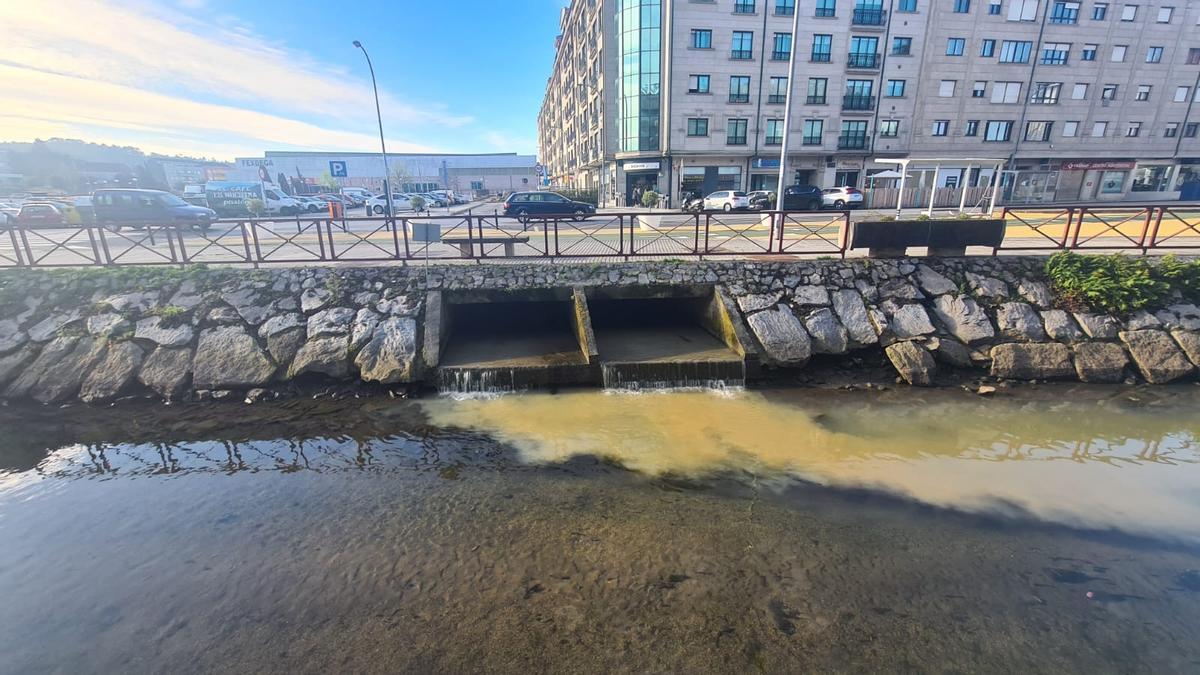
left=806, top=94, right=827, bottom=104
left=838, top=134, right=870, bottom=150
left=842, top=94, right=876, bottom=110
left=768, top=94, right=787, bottom=104
left=811, top=52, right=832, bottom=63
left=772, top=50, right=791, bottom=60
left=802, top=135, right=823, bottom=145
left=846, top=52, right=880, bottom=69
left=852, top=8, right=887, bottom=25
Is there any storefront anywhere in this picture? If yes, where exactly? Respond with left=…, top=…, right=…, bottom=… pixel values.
left=749, top=158, right=780, bottom=191
left=621, top=160, right=660, bottom=207
left=675, top=161, right=743, bottom=200
left=1059, top=160, right=1135, bottom=201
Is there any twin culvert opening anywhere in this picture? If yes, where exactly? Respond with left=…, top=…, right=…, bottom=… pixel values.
left=430, top=285, right=758, bottom=393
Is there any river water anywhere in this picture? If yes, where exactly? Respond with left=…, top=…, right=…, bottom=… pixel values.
left=2, top=385, right=1200, bottom=673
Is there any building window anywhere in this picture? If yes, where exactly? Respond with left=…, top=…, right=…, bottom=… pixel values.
left=811, top=34, right=832, bottom=61
left=1190, top=49, right=1200, bottom=65
left=984, top=120, right=1013, bottom=141
left=815, top=0, right=836, bottom=16
left=727, top=119, right=748, bottom=145
left=1092, top=121, right=1108, bottom=136
left=897, top=0, right=917, bottom=11
left=972, top=80, right=987, bottom=97
left=1062, top=121, right=1079, bottom=137
left=1146, top=46, right=1163, bottom=63
left=1050, top=0, right=1080, bottom=22
left=1007, top=0, right=1038, bottom=19
left=807, top=77, right=828, bottom=103
left=947, top=38, right=965, bottom=56
left=1024, top=120, right=1053, bottom=141
left=729, top=76, right=751, bottom=103
left=1072, top=83, right=1088, bottom=99
left=879, top=119, right=900, bottom=137
left=1157, top=6, right=1172, bottom=21
left=1092, top=2, right=1107, bottom=18
left=843, top=79, right=875, bottom=109
left=1082, top=44, right=1097, bottom=60
left=988, top=2, right=1002, bottom=14
left=991, top=81, right=1022, bottom=103
left=1132, top=165, right=1174, bottom=191
left=1111, top=45, right=1126, bottom=62
left=965, top=120, right=980, bottom=136
left=1120, top=3, right=1136, bottom=20
left=938, top=80, right=957, bottom=97
left=1175, top=86, right=1190, bottom=102
left=775, top=0, right=796, bottom=15
left=732, top=31, right=754, bottom=59
left=980, top=39, right=996, bottom=57
left=688, top=74, right=710, bottom=93
left=765, top=119, right=784, bottom=145
left=892, top=37, right=912, bottom=55
left=768, top=76, right=788, bottom=103
left=803, top=119, right=824, bottom=144
left=839, top=120, right=869, bottom=149
left=999, top=40, right=1032, bottom=63
left=1164, top=122, right=1179, bottom=137
left=1187, top=123, right=1200, bottom=138
left=1031, top=82, right=1061, bottom=103
left=687, top=118, right=709, bottom=136
left=1041, top=43, right=1070, bottom=65
left=618, top=0, right=662, bottom=153
left=772, top=32, right=792, bottom=60
left=886, top=79, right=906, bottom=97
left=932, top=120, right=949, bottom=136
left=954, top=0, right=970, bottom=11
left=735, top=0, right=756, bottom=13
left=1101, top=84, right=1118, bottom=100
left=848, top=36, right=879, bottom=67
left=1135, top=84, right=1151, bottom=101
left=691, top=29, right=712, bottom=49
left=1126, top=121, right=1142, bottom=137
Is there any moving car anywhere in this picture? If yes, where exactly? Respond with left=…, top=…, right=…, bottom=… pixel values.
left=702, top=190, right=750, bottom=212
left=502, top=191, right=595, bottom=222
left=779, top=185, right=824, bottom=210
left=821, top=186, right=865, bottom=210
left=365, top=194, right=414, bottom=215
left=92, top=188, right=217, bottom=230
left=16, top=202, right=66, bottom=226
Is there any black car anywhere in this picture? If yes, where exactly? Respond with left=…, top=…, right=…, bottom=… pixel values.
left=502, top=191, right=596, bottom=222
left=779, top=185, right=823, bottom=210
left=92, top=188, right=217, bottom=231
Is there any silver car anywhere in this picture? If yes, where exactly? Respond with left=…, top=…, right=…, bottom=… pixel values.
left=821, top=187, right=865, bottom=210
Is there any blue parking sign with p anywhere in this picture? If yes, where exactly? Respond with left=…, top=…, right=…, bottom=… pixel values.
left=329, top=161, right=347, bottom=177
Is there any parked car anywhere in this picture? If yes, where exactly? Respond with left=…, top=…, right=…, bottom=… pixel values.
left=92, top=188, right=217, bottom=230
left=502, top=191, right=595, bottom=222
left=779, top=185, right=824, bottom=210
left=747, top=190, right=773, bottom=210
left=340, top=188, right=373, bottom=205
left=16, top=202, right=66, bottom=226
left=63, top=195, right=94, bottom=223
left=821, top=186, right=865, bottom=210
left=365, top=194, right=413, bottom=215
left=296, top=196, right=326, bottom=213
left=702, top=190, right=750, bottom=212
left=0, top=202, right=20, bottom=224
left=418, top=193, right=448, bottom=208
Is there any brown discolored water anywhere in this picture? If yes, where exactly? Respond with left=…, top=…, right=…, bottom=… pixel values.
left=1, top=385, right=1200, bottom=674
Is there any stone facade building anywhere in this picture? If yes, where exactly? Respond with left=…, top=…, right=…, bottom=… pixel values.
left=538, top=0, right=1200, bottom=206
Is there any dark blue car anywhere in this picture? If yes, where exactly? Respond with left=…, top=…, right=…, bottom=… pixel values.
left=93, top=188, right=217, bottom=231
left=502, top=191, right=595, bottom=222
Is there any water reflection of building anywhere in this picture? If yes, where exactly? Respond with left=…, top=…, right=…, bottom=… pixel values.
left=538, top=0, right=1200, bottom=206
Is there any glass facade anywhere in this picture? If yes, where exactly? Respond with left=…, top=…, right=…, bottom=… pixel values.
left=618, top=0, right=661, bottom=152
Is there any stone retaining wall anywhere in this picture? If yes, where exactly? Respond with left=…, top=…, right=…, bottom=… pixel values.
left=0, top=257, right=1197, bottom=404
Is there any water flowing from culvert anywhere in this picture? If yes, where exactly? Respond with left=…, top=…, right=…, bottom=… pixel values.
left=599, top=360, right=746, bottom=391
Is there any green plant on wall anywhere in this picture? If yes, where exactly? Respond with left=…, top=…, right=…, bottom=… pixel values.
left=1155, top=254, right=1200, bottom=302
left=1044, top=252, right=1171, bottom=314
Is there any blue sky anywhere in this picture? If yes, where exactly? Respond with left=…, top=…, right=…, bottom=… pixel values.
left=0, top=0, right=566, bottom=159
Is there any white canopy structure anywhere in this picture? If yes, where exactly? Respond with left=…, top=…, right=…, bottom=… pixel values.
left=872, top=158, right=1007, bottom=216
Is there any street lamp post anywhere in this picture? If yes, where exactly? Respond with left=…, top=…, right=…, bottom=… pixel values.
left=774, top=4, right=803, bottom=216
left=353, top=40, right=393, bottom=218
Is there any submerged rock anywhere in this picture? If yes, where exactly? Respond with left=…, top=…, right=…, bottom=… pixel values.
left=990, top=343, right=1074, bottom=380
left=1072, top=342, right=1129, bottom=383
left=192, top=327, right=275, bottom=389
left=355, top=317, right=419, bottom=383
left=746, top=305, right=811, bottom=366
left=1119, top=329, right=1195, bottom=383
left=80, top=341, right=144, bottom=403
left=885, top=341, right=936, bottom=386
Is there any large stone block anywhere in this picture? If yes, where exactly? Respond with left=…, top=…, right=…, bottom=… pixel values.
left=0, top=345, right=38, bottom=388
left=995, top=302, right=1047, bottom=341
left=745, top=305, right=811, bottom=366
left=1173, top=330, right=1200, bottom=366
left=1041, top=310, right=1083, bottom=342
left=830, top=290, right=877, bottom=347
left=356, top=317, right=419, bottom=383
left=192, top=326, right=275, bottom=389
left=28, top=337, right=108, bottom=404
left=889, top=304, right=936, bottom=339
left=1119, top=329, right=1195, bottom=383
left=6, top=337, right=78, bottom=398
left=885, top=341, right=936, bottom=386
left=134, top=316, right=194, bottom=347
left=288, top=335, right=351, bottom=379
left=990, top=343, right=1074, bottom=380
left=803, top=308, right=849, bottom=354
left=138, top=346, right=193, bottom=400
left=913, top=265, right=956, bottom=296
left=80, top=341, right=144, bottom=403
left=932, top=295, right=995, bottom=344
left=1073, top=313, right=1121, bottom=339
left=1072, top=343, right=1129, bottom=383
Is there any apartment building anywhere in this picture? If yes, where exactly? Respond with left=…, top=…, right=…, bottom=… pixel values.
left=537, top=0, right=1200, bottom=206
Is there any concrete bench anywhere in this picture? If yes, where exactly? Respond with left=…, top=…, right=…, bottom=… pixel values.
left=442, top=236, right=530, bottom=257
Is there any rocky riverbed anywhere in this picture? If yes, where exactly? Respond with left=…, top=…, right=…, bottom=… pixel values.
left=0, top=257, right=1197, bottom=404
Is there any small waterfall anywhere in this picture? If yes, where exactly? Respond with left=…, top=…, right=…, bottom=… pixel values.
left=600, top=361, right=746, bottom=392
left=438, top=368, right=523, bottom=395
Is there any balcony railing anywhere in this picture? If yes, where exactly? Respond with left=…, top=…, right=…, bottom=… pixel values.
left=765, top=136, right=783, bottom=145
left=802, top=135, right=823, bottom=145
left=842, top=94, right=876, bottom=110
left=815, top=7, right=836, bottom=16
left=846, top=52, right=880, bottom=69
left=772, top=50, right=791, bottom=60
left=731, top=49, right=753, bottom=60
left=729, top=93, right=750, bottom=103
left=811, top=52, right=832, bottom=63
left=852, top=8, right=887, bottom=24
left=768, top=94, right=787, bottom=103
left=806, top=94, right=827, bottom=104
left=837, top=134, right=870, bottom=150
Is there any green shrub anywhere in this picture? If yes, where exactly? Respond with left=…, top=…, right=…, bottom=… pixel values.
left=640, top=190, right=661, bottom=208
left=1044, top=252, right=1169, bottom=314
left=1155, top=255, right=1200, bottom=302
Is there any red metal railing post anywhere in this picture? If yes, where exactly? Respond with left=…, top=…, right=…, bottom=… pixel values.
left=700, top=213, right=708, bottom=255
left=1136, top=207, right=1158, bottom=252
left=1069, top=208, right=1084, bottom=248
left=1146, top=206, right=1166, bottom=250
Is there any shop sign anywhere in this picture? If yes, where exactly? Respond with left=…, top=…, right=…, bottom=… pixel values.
left=752, top=158, right=781, bottom=169
left=623, top=161, right=660, bottom=171
left=1061, top=160, right=1135, bottom=171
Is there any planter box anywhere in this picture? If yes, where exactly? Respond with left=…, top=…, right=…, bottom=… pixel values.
left=849, top=218, right=1006, bottom=257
